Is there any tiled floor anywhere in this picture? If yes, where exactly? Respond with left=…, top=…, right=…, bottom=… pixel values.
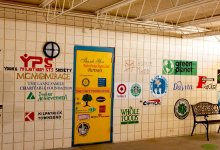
left=57, top=133, right=220, bottom=150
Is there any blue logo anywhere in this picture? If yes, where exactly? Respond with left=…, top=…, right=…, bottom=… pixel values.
left=150, top=75, right=168, bottom=98
left=98, top=78, right=106, bottom=87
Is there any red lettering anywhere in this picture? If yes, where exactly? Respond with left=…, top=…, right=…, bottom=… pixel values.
left=20, top=54, right=53, bottom=68
left=197, top=76, right=207, bottom=88
left=20, top=54, right=31, bottom=67
left=44, top=58, right=53, bottom=68
left=32, top=56, right=43, bottom=68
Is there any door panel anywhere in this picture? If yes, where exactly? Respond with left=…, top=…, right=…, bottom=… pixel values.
left=73, top=46, right=114, bottom=145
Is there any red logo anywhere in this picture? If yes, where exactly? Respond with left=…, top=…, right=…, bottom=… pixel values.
left=99, top=105, right=106, bottom=113
left=20, top=54, right=53, bottom=68
left=197, top=76, right=207, bottom=88
left=24, top=112, right=35, bottom=121
left=117, top=84, right=126, bottom=94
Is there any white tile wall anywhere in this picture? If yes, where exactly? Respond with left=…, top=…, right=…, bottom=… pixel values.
left=1, top=6, right=220, bottom=149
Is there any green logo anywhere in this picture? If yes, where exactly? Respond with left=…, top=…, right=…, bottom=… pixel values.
left=163, top=59, right=197, bottom=75
left=121, top=107, right=139, bottom=124
left=178, top=103, right=187, bottom=115
left=27, top=92, right=35, bottom=100
left=174, top=98, right=190, bottom=120
left=163, top=60, right=174, bottom=74
left=130, top=83, right=141, bottom=97
left=82, top=94, right=92, bottom=107
left=88, top=107, right=96, bottom=112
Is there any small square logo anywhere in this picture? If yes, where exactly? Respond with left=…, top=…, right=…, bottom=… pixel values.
left=99, top=105, right=106, bottom=113
left=24, top=112, right=35, bottom=121
left=98, top=78, right=106, bottom=87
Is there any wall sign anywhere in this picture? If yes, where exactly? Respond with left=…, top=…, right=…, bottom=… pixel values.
left=130, top=83, right=141, bottom=97
left=162, top=59, right=197, bottom=75
left=121, top=107, right=139, bottom=124
left=115, top=83, right=128, bottom=99
left=73, top=46, right=114, bottom=145
left=24, top=111, right=62, bottom=121
left=25, top=112, right=35, bottom=121
left=196, top=76, right=216, bottom=90
left=43, top=42, right=60, bottom=58
left=19, top=81, right=72, bottom=91
left=174, top=98, right=190, bottom=120
left=217, top=92, right=220, bottom=106
left=143, top=99, right=161, bottom=105
left=217, top=70, right=220, bottom=84
left=150, top=75, right=168, bottom=98
left=26, top=92, right=67, bottom=101
left=173, top=81, right=193, bottom=91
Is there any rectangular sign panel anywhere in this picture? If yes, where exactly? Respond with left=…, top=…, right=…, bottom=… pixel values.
left=162, top=59, right=197, bottom=75
left=73, top=46, right=114, bottom=145
left=217, top=70, right=220, bottom=84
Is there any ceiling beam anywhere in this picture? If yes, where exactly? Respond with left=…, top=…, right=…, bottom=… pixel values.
left=95, top=0, right=137, bottom=15
left=182, top=30, right=220, bottom=38
left=39, top=0, right=54, bottom=8
left=179, top=15, right=220, bottom=27
left=136, top=0, right=219, bottom=21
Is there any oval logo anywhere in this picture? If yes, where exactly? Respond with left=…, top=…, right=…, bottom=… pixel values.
left=96, top=96, right=106, bottom=102
left=88, top=107, right=96, bottom=112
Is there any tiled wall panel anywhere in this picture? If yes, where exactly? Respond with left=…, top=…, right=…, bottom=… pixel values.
left=0, top=7, right=220, bottom=150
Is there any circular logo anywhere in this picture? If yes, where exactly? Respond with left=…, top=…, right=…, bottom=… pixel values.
left=117, top=84, right=126, bottom=94
left=130, top=83, right=141, bottom=97
left=82, top=78, right=90, bottom=87
left=43, top=42, right=60, bottom=58
left=163, top=60, right=174, bottom=74
left=150, top=75, right=168, bottom=98
left=174, top=98, right=190, bottom=120
left=77, top=122, right=90, bottom=136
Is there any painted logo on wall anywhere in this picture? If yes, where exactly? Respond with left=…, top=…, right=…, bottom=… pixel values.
left=115, top=83, right=128, bottom=98
left=196, top=76, right=216, bottom=90
left=130, top=83, right=141, bottom=97
left=143, top=99, right=161, bottom=105
left=19, top=81, right=72, bottom=91
left=24, top=112, right=35, bottom=121
left=25, top=111, right=62, bottom=121
left=174, top=98, right=190, bottom=120
left=173, top=81, right=193, bottom=91
left=77, top=122, right=90, bottom=136
left=218, top=92, right=220, bottom=106
left=217, top=70, right=220, bottom=84
left=121, top=107, right=139, bottom=124
left=26, top=92, right=67, bottom=101
left=150, top=75, right=168, bottom=98
left=163, top=59, right=197, bottom=75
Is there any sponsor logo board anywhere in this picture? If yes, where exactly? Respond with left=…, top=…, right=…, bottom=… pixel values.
left=163, top=59, right=197, bottom=75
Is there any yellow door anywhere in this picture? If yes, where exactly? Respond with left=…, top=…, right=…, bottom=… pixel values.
left=73, top=46, right=114, bottom=145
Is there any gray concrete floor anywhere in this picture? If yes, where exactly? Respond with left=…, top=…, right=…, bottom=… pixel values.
left=56, top=133, right=220, bottom=150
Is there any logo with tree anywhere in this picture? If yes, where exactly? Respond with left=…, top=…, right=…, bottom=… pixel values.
left=174, top=98, right=190, bottom=120
left=163, top=60, right=174, bottom=74
left=82, top=94, right=92, bottom=107
left=130, top=83, right=141, bottom=97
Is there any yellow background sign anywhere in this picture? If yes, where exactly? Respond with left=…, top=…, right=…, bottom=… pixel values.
left=73, top=47, right=114, bottom=145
